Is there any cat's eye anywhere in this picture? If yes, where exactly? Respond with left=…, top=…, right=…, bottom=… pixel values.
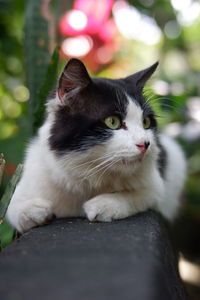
left=104, top=116, right=121, bottom=130
left=143, top=116, right=151, bottom=129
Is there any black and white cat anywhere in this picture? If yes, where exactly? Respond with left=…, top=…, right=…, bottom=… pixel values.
left=7, top=59, right=186, bottom=232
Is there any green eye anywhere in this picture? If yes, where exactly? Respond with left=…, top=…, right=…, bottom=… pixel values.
left=104, top=116, right=121, bottom=130
left=143, top=116, right=151, bottom=129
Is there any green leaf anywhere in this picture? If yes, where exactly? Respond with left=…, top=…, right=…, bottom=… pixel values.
left=0, top=164, right=23, bottom=218
left=0, top=220, right=16, bottom=251
left=25, top=0, right=50, bottom=134
left=0, top=153, right=5, bottom=186
left=33, top=46, right=59, bottom=133
left=0, top=164, right=23, bottom=250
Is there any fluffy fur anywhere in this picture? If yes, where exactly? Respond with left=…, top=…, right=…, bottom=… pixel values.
left=6, top=59, right=186, bottom=232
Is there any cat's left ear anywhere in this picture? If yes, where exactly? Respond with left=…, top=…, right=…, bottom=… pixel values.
left=58, top=58, right=91, bottom=103
left=126, top=62, right=159, bottom=90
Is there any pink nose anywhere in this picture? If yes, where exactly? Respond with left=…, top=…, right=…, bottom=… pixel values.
left=136, top=142, right=150, bottom=153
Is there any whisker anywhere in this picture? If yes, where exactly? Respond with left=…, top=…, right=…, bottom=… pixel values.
left=96, top=158, right=121, bottom=185
left=81, top=155, right=120, bottom=181
left=147, top=96, right=181, bottom=105
left=82, top=155, right=114, bottom=177
left=68, top=151, right=120, bottom=171
left=159, top=103, right=181, bottom=113
left=144, top=96, right=182, bottom=114
left=88, top=159, right=117, bottom=184
left=144, top=93, right=156, bottom=103
left=154, top=114, right=164, bottom=119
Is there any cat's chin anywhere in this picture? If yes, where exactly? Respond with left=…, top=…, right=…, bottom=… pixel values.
left=121, top=159, right=139, bottom=166
left=110, top=155, right=144, bottom=175
left=120, top=153, right=144, bottom=166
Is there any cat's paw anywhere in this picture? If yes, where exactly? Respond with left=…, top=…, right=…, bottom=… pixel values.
left=83, top=195, right=128, bottom=222
left=6, top=198, right=53, bottom=233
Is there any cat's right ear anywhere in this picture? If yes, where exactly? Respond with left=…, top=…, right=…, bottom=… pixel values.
left=58, top=58, right=91, bottom=103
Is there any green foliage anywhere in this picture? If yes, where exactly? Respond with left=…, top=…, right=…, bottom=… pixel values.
left=0, top=0, right=29, bottom=169
left=0, top=164, right=23, bottom=218
left=0, top=154, right=5, bottom=186
left=0, top=0, right=26, bottom=142
left=0, top=164, right=23, bottom=250
left=33, top=46, right=59, bottom=133
left=0, top=220, right=15, bottom=251
left=25, top=0, right=51, bottom=134
left=0, top=0, right=59, bottom=250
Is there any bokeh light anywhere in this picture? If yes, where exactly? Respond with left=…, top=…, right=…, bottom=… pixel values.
left=61, top=35, right=93, bottom=57
left=171, top=0, right=200, bottom=26
left=164, top=20, right=181, bottom=39
left=14, top=85, right=29, bottom=102
left=113, top=0, right=162, bottom=44
left=59, top=10, right=88, bottom=36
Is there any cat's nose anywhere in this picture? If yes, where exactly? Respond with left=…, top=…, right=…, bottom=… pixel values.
left=136, top=141, right=150, bottom=153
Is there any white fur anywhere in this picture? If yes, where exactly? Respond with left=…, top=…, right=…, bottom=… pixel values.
left=6, top=95, right=186, bottom=232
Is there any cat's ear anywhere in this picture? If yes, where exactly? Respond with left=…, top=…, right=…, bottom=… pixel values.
left=58, top=58, right=91, bottom=102
left=126, top=62, right=159, bottom=90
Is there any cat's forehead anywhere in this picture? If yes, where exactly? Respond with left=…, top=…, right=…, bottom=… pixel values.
left=66, top=77, right=129, bottom=118
left=126, top=98, right=143, bottom=122
left=54, top=76, right=147, bottom=120
left=92, top=77, right=143, bottom=113
left=56, top=59, right=158, bottom=118
left=91, top=78, right=128, bottom=105
left=92, top=77, right=125, bottom=97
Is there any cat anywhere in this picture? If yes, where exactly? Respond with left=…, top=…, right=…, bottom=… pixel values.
left=6, top=58, right=186, bottom=233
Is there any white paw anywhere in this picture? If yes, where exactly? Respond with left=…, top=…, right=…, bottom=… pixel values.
left=83, top=195, right=128, bottom=222
left=7, top=198, right=53, bottom=233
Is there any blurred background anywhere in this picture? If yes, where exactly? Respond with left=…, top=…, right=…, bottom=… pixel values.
left=0, top=0, right=200, bottom=298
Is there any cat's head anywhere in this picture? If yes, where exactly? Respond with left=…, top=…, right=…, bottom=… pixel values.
left=48, top=59, right=159, bottom=175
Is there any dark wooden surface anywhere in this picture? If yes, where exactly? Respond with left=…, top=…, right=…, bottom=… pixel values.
left=0, top=210, right=187, bottom=300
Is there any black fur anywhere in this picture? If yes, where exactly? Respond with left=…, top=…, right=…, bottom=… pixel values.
left=49, top=79, right=128, bottom=153
left=48, top=59, right=158, bottom=155
left=156, top=136, right=167, bottom=178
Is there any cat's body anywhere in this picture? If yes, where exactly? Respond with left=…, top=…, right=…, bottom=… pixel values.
left=7, top=59, right=186, bottom=232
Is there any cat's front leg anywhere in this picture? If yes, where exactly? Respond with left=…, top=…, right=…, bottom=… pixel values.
left=6, top=197, right=54, bottom=233
left=83, top=191, right=156, bottom=222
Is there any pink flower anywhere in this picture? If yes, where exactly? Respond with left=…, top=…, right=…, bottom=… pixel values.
left=59, top=0, right=114, bottom=36
left=74, top=0, right=113, bottom=34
